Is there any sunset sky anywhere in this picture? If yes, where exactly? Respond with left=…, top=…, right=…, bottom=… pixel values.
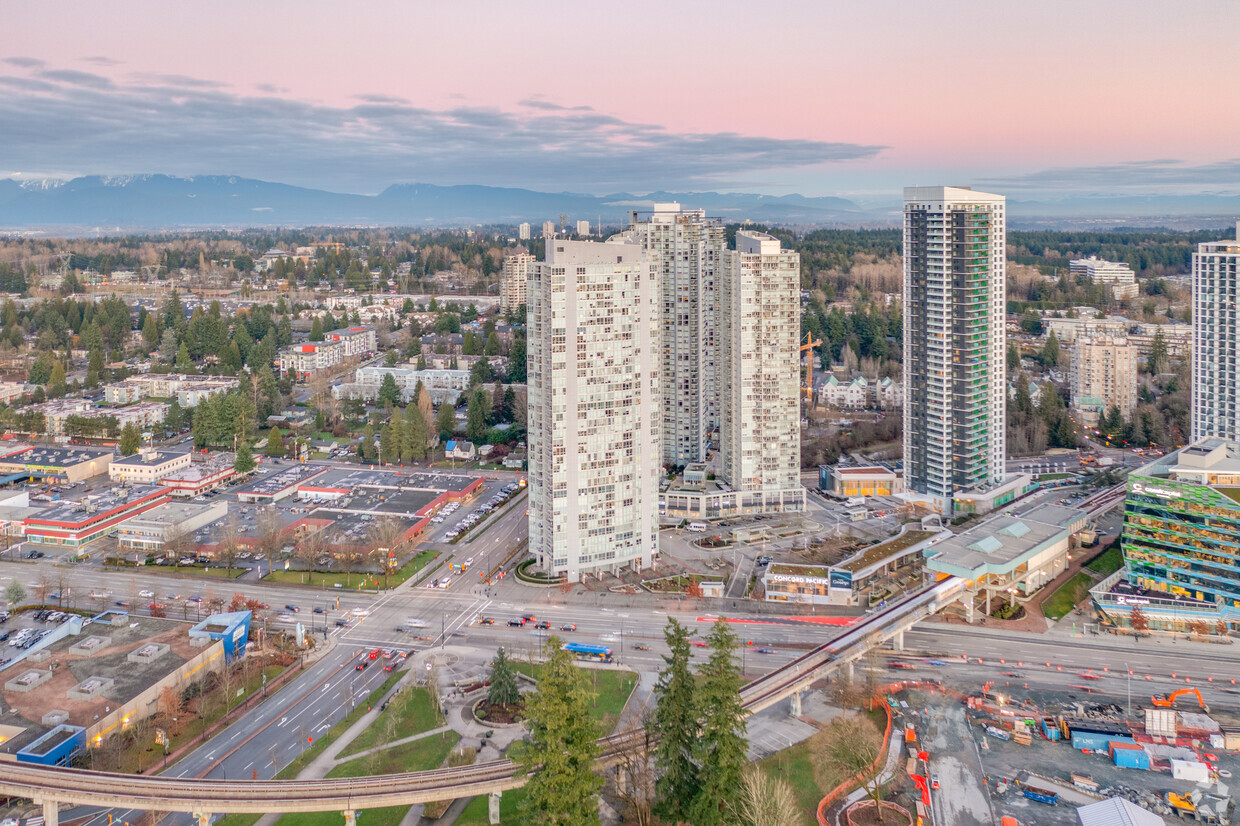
left=3, top=0, right=1238, bottom=202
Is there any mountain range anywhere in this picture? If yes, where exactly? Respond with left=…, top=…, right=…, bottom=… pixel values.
left=1, top=175, right=1237, bottom=233
left=0, top=175, right=870, bottom=232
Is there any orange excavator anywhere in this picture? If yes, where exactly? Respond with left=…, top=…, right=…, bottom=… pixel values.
left=1151, top=687, right=1208, bottom=712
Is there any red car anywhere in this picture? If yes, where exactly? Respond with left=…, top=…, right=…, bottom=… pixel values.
left=369, top=648, right=381, bottom=659
left=691, top=640, right=708, bottom=647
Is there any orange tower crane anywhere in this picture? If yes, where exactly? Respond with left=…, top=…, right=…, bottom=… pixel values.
left=800, top=332, right=822, bottom=406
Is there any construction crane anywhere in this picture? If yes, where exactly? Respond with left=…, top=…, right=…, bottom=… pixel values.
left=1151, top=687, right=1208, bottom=712
left=800, top=332, right=822, bottom=407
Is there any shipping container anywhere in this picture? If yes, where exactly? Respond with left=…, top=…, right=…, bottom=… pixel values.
left=1072, top=731, right=1135, bottom=752
left=1111, top=742, right=1150, bottom=770
left=1171, top=759, right=1210, bottom=783
left=1042, top=720, right=1060, bottom=741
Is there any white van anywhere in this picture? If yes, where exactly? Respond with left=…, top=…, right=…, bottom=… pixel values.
left=687, top=522, right=708, bottom=533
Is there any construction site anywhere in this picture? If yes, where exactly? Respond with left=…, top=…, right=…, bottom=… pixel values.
left=880, top=670, right=1239, bottom=825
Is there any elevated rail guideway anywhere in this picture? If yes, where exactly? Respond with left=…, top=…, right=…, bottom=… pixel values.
left=0, top=577, right=966, bottom=825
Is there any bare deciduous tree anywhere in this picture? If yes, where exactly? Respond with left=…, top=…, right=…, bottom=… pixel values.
left=607, top=706, right=657, bottom=826
left=728, top=766, right=802, bottom=826
left=825, top=716, right=887, bottom=821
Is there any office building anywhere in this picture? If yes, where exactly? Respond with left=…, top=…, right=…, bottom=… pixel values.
left=500, top=252, right=533, bottom=313
left=903, top=186, right=1007, bottom=513
left=1070, top=256, right=1139, bottom=300
left=1192, top=222, right=1240, bottom=441
left=719, top=231, right=804, bottom=513
left=1094, top=438, right=1240, bottom=629
left=1070, top=336, right=1138, bottom=427
left=518, top=222, right=531, bottom=241
left=527, top=238, right=661, bottom=581
left=628, top=203, right=726, bottom=465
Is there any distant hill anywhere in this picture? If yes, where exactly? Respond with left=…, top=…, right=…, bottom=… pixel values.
left=0, top=175, right=868, bottom=232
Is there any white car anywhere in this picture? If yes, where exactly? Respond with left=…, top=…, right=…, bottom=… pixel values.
left=139, top=589, right=154, bottom=598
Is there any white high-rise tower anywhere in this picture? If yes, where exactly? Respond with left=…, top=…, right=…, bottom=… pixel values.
left=1192, top=221, right=1240, bottom=440
left=720, top=231, right=805, bottom=513
left=526, top=238, right=661, bottom=582
left=627, top=203, right=726, bottom=466
left=903, top=186, right=1007, bottom=514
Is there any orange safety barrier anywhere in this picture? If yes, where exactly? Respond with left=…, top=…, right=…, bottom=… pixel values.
left=817, top=696, right=893, bottom=825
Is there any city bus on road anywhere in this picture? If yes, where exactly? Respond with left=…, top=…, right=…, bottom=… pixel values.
left=563, top=642, right=613, bottom=663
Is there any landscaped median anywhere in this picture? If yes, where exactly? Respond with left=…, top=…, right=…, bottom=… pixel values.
left=262, top=549, right=438, bottom=591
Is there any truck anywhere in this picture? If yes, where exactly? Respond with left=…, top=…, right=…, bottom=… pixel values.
left=845, top=496, right=866, bottom=507
left=985, top=726, right=1012, bottom=741
left=1096, top=457, right=1116, bottom=468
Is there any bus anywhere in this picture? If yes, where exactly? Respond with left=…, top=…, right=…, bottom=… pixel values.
left=563, top=642, right=613, bottom=663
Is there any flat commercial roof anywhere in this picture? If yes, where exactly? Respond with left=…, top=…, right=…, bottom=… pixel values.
left=924, top=505, right=1086, bottom=579
left=9, top=447, right=113, bottom=468
left=236, top=464, right=326, bottom=496
left=303, top=467, right=478, bottom=493
left=112, top=450, right=190, bottom=468
left=28, top=485, right=166, bottom=524
left=120, top=500, right=225, bottom=529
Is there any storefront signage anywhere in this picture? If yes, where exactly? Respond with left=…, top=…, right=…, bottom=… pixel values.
left=1132, top=482, right=1180, bottom=499
left=769, top=574, right=831, bottom=586
left=829, top=571, right=853, bottom=590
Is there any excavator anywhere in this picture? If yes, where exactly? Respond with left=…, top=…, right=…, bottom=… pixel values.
left=1151, top=687, right=1209, bottom=713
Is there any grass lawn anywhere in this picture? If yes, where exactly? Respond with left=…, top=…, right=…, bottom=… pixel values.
left=339, top=686, right=441, bottom=757
left=329, top=730, right=459, bottom=777
left=1035, top=472, right=1075, bottom=481
left=510, top=662, right=636, bottom=732
left=264, top=550, right=437, bottom=591
left=1043, top=571, right=1096, bottom=620
left=270, top=724, right=458, bottom=826
left=142, top=564, right=246, bottom=579
left=1085, top=543, right=1123, bottom=575
left=456, top=786, right=529, bottom=826
left=759, top=711, right=884, bottom=826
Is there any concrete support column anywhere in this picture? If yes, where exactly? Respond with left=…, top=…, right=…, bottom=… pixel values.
left=842, top=661, right=854, bottom=682
left=42, top=799, right=59, bottom=826
left=488, top=791, right=502, bottom=825
left=342, top=811, right=356, bottom=826
left=790, top=690, right=802, bottom=717
left=891, top=629, right=904, bottom=651
left=192, top=813, right=211, bottom=826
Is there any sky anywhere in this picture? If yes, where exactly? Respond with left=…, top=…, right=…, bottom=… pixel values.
left=2, top=0, right=1239, bottom=204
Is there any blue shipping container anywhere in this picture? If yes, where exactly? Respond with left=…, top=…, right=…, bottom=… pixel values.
left=1071, top=731, right=1135, bottom=751
left=1112, top=745, right=1150, bottom=770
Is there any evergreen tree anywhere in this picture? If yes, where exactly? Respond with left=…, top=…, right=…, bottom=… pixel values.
left=518, top=638, right=602, bottom=824
left=48, top=362, right=67, bottom=398
left=466, top=387, right=491, bottom=443
left=403, top=404, right=429, bottom=460
left=487, top=646, right=520, bottom=707
left=166, top=397, right=184, bottom=431
left=377, top=372, right=402, bottom=408
left=651, top=618, right=699, bottom=824
left=690, top=619, right=748, bottom=826
left=256, top=365, right=280, bottom=421
left=485, top=331, right=500, bottom=356
left=175, top=341, right=196, bottom=373
left=1007, top=342, right=1019, bottom=372
left=1043, top=331, right=1061, bottom=367
left=381, top=415, right=403, bottom=464
left=463, top=330, right=477, bottom=356
left=266, top=427, right=285, bottom=457
left=118, top=422, right=142, bottom=456
left=359, top=422, right=376, bottom=462
left=310, top=316, right=324, bottom=341
left=492, top=382, right=510, bottom=423
left=508, top=334, right=527, bottom=383
left=1149, top=329, right=1168, bottom=374
left=234, top=441, right=256, bottom=474
left=142, top=314, right=160, bottom=349
left=436, top=402, right=457, bottom=441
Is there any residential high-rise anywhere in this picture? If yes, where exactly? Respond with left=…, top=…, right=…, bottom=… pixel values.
left=627, top=203, right=726, bottom=465
left=526, top=238, right=661, bottom=582
left=541, top=220, right=556, bottom=238
left=1192, top=222, right=1240, bottom=441
left=500, top=252, right=533, bottom=314
left=720, top=231, right=805, bottom=512
left=518, top=222, right=531, bottom=241
left=903, top=186, right=1007, bottom=514
left=1069, top=335, right=1138, bottom=428
left=575, top=219, right=590, bottom=236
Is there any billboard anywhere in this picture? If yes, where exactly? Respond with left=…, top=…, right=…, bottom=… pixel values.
left=829, top=570, right=852, bottom=590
